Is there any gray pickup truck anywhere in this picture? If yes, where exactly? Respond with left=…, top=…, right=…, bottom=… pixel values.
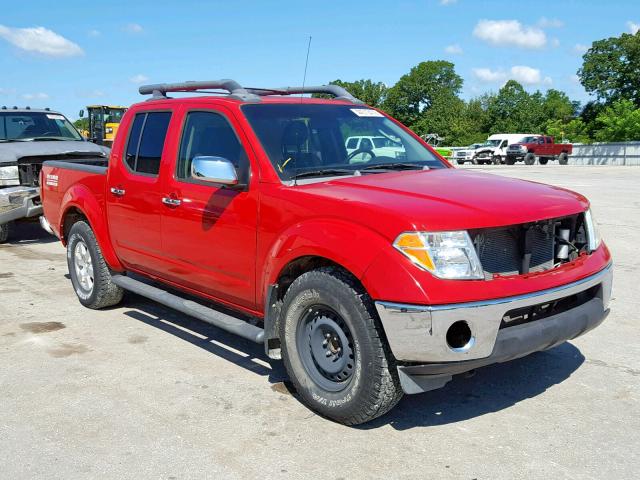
left=0, top=107, right=109, bottom=242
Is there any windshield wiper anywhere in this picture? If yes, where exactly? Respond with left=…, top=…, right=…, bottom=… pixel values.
left=24, top=137, right=70, bottom=142
left=291, top=168, right=354, bottom=179
left=360, top=163, right=426, bottom=171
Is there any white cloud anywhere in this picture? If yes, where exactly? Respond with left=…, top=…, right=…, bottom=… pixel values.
left=510, top=65, right=542, bottom=85
left=123, top=23, right=144, bottom=34
left=21, top=92, right=50, bottom=100
left=538, top=17, right=564, bottom=28
left=0, top=24, right=83, bottom=57
left=551, top=38, right=560, bottom=48
left=473, top=66, right=550, bottom=86
left=440, top=0, right=457, bottom=5
left=473, top=20, right=546, bottom=49
left=473, top=68, right=506, bottom=83
left=444, top=44, right=463, bottom=55
left=129, top=74, right=149, bottom=84
left=569, top=74, right=580, bottom=84
left=573, top=43, right=589, bottom=55
left=628, top=21, right=639, bottom=34
left=88, top=29, right=101, bottom=37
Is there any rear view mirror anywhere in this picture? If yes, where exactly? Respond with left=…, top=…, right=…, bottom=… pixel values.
left=191, top=156, right=238, bottom=185
left=79, top=109, right=84, bottom=118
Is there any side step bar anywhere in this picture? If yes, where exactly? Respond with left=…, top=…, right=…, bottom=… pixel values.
left=111, top=275, right=264, bottom=344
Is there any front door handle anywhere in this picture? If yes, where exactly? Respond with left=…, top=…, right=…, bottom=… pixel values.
left=110, top=187, right=126, bottom=197
left=162, top=197, right=182, bottom=207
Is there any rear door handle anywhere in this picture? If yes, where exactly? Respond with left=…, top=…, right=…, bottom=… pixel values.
left=110, top=187, right=126, bottom=196
left=162, top=197, right=182, bottom=207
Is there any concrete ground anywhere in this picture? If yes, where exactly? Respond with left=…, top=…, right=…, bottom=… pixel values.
left=0, top=165, right=638, bottom=479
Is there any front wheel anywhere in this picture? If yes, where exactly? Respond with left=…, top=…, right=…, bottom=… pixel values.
left=279, top=267, right=403, bottom=425
left=67, top=221, right=123, bottom=309
left=0, top=222, right=11, bottom=244
left=505, top=156, right=516, bottom=165
left=524, top=153, right=536, bottom=165
left=492, top=155, right=503, bottom=165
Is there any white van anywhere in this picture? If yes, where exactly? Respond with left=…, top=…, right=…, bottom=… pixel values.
left=474, top=133, right=536, bottom=164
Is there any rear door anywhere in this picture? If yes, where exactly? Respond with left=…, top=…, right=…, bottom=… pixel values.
left=106, top=108, right=174, bottom=275
left=159, top=105, right=259, bottom=310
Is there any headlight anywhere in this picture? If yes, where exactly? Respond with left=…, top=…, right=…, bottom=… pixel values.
left=105, top=127, right=113, bottom=134
left=584, top=208, right=601, bottom=251
left=0, top=165, right=19, bottom=186
left=393, top=231, right=484, bottom=280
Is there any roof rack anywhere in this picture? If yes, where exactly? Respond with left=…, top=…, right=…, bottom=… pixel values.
left=138, top=79, right=363, bottom=104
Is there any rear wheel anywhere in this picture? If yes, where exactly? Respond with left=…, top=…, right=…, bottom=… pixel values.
left=524, top=153, right=536, bottom=165
left=67, top=221, right=123, bottom=309
left=558, top=152, right=569, bottom=165
left=0, top=222, right=11, bottom=244
left=539, top=157, right=549, bottom=165
left=279, top=267, right=403, bottom=425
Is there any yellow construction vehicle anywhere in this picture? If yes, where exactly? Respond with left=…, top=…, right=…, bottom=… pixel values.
left=79, top=105, right=127, bottom=147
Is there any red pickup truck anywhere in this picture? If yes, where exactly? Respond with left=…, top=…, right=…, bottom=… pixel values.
left=40, top=80, right=612, bottom=425
left=506, top=135, right=573, bottom=165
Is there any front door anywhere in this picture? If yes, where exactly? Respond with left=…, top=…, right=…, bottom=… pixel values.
left=106, top=109, right=173, bottom=276
left=160, top=107, right=259, bottom=311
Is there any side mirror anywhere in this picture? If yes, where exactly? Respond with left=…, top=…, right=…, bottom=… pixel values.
left=191, top=156, right=238, bottom=185
left=79, top=109, right=84, bottom=118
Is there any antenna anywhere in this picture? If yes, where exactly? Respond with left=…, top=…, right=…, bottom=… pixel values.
left=301, top=36, right=312, bottom=99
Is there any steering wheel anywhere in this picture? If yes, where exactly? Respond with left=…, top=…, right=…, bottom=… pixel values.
left=347, top=148, right=376, bottom=163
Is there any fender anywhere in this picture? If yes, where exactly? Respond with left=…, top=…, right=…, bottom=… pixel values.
left=59, top=184, right=124, bottom=271
left=259, top=217, right=427, bottom=306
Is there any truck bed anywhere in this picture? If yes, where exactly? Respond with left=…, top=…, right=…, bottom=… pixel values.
left=40, top=158, right=109, bottom=239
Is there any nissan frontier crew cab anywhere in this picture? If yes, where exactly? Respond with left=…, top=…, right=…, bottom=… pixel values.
left=40, top=80, right=613, bottom=425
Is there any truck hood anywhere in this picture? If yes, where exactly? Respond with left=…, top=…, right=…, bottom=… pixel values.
left=0, top=140, right=108, bottom=164
left=300, top=168, right=588, bottom=235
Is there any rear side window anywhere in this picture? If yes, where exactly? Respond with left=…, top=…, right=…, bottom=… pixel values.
left=346, top=138, right=359, bottom=149
left=125, top=111, right=172, bottom=175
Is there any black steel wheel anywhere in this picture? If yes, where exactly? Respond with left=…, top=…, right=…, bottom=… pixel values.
left=280, top=267, right=403, bottom=425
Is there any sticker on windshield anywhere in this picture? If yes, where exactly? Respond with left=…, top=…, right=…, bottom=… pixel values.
left=350, top=109, right=384, bottom=118
left=46, top=114, right=64, bottom=120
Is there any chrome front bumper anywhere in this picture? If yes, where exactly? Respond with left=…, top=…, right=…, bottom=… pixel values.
left=375, top=264, right=613, bottom=364
left=0, top=186, right=41, bottom=224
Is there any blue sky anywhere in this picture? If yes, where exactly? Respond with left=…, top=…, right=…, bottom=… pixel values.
left=1, top=0, right=638, bottom=119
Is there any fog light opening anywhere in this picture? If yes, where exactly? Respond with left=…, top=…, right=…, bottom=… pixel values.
left=446, top=321, right=474, bottom=352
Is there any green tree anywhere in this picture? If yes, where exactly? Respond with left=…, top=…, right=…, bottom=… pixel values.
left=486, top=80, right=542, bottom=134
left=545, top=118, right=591, bottom=144
left=592, top=99, right=640, bottom=142
left=383, top=61, right=463, bottom=128
left=578, top=32, right=640, bottom=106
left=327, top=79, right=387, bottom=108
left=542, top=89, right=577, bottom=123
left=73, top=118, right=88, bottom=132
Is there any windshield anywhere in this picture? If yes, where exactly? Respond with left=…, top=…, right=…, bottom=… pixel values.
left=0, top=111, right=82, bottom=141
left=104, top=108, right=125, bottom=124
left=521, top=136, right=541, bottom=143
left=242, top=104, right=445, bottom=180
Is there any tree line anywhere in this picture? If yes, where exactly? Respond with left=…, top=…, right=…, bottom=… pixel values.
left=324, top=30, right=640, bottom=146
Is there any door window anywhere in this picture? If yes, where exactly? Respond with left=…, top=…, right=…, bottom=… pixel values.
left=176, top=111, right=248, bottom=183
left=124, top=111, right=172, bottom=175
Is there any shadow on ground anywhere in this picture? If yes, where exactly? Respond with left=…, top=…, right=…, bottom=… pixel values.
left=7, top=221, right=57, bottom=245
left=121, top=291, right=585, bottom=431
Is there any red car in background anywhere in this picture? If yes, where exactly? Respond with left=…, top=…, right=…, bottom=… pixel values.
left=506, top=135, right=573, bottom=165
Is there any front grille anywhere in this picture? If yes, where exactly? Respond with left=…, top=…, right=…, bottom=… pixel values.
left=470, top=214, right=586, bottom=279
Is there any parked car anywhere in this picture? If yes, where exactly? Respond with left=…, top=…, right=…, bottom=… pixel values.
left=453, top=143, right=483, bottom=164
left=41, top=80, right=612, bottom=425
left=506, top=135, right=573, bottom=165
left=0, top=107, right=109, bottom=243
left=474, top=133, right=535, bottom=164
left=345, top=135, right=405, bottom=162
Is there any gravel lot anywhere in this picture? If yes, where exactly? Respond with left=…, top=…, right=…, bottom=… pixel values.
left=1, top=165, right=638, bottom=479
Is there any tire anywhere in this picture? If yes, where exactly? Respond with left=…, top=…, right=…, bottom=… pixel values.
left=524, top=153, right=536, bottom=165
left=558, top=152, right=569, bottom=165
left=491, top=155, right=502, bottom=165
left=505, top=156, right=516, bottom=165
left=279, top=267, right=403, bottom=425
left=0, top=222, right=11, bottom=244
left=471, top=157, right=478, bottom=165
left=539, top=158, right=549, bottom=165
left=67, top=221, right=123, bottom=309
